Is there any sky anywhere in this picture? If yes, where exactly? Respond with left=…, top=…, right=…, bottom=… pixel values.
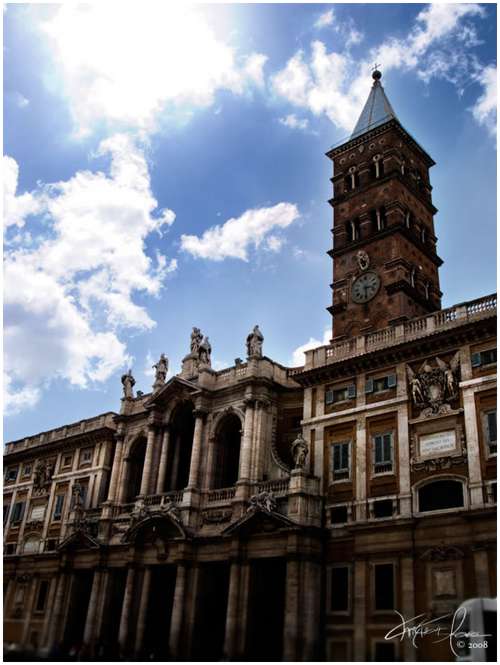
left=3, top=2, right=497, bottom=442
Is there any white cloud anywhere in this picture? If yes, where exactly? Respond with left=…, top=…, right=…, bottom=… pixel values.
left=272, top=3, right=489, bottom=133
left=314, top=9, right=334, bottom=30
left=471, top=64, right=497, bottom=136
left=4, top=135, right=177, bottom=414
left=180, top=202, right=300, bottom=261
left=38, top=4, right=267, bottom=136
left=291, top=328, right=330, bottom=366
left=279, top=114, right=309, bottom=130
left=3, top=156, right=42, bottom=229
left=13, top=92, right=30, bottom=108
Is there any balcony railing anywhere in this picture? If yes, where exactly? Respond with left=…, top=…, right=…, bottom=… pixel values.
left=206, top=487, right=237, bottom=503
left=257, top=478, right=290, bottom=497
left=305, top=294, right=496, bottom=371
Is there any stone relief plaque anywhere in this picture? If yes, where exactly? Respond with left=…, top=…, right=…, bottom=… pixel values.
left=419, top=430, right=456, bottom=458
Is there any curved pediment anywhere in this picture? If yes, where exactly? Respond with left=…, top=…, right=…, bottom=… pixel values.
left=122, top=512, right=187, bottom=545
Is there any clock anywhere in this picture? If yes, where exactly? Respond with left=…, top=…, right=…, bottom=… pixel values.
left=351, top=271, right=381, bottom=304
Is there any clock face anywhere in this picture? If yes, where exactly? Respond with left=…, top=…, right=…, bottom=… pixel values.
left=351, top=271, right=381, bottom=304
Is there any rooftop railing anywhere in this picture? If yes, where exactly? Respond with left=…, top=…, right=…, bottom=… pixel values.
left=305, top=294, right=496, bottom=371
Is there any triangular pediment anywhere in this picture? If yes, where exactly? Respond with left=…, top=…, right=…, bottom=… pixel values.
left=143, top=375, right=201, bottom=408
left=223, top=506, right=297, bottom=537
left=57, top=529, right=101, bottom=551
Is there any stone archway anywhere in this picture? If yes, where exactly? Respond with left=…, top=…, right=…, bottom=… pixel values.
left=125, top=436, right=147, bottom=502
left=165, top=401, right=195, bottom=491
left=211, top=412, right=242, bottom=489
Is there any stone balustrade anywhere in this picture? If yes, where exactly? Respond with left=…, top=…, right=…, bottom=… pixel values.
left=206, top=487, right=237, bottom=503
left=305, top=293, right=496, bottom=370
left=5, top=412, right=116, bottom=454
left=257, top=478, right=290, bottom=497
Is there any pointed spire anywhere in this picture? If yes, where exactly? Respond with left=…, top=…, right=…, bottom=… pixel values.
left=350, top=69, right=397, bottom=139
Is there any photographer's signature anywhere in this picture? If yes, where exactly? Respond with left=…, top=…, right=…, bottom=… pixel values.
left=385, top=608, right=491, bottom=657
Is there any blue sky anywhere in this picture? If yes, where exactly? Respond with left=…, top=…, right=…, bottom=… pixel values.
left=4, top=3, right=497, bottom=441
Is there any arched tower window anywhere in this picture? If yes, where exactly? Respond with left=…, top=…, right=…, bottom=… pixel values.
left=211, top=413, right=242, bottom=489
left=371, top=154, right=384, bottom=179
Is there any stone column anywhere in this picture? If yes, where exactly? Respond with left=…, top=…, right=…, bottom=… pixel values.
left=107, top=436, right=124, bottom=502
left=83, top=569, right=103, bottom=653
left=401, top=556, right=416, bottom=661
left=302, top=560, right=321, bottom=661
left=134, top=567, right=152, bottom=655
left=463, top=388, right=484, bottom=506
left=238, top=399, right=255, bottom=481
left=251, top=400, right=268, bottom=481
left=46, top=571, right=69, bottom=653
left=283, top=558, right=300, bottom=661
left=223, top=561, right=242, bottom=659
left=187, top=410, right=206, bottom=488
left=21, top=576, right=38, bottom=645
left=156, top=428, right=171, bottom=494
left=355, top=417, right=367, bottom=520
left=397, top=404, right=412, bottom=517
left=314, top=425, right=325, bottom=491
left=169, top=563, right=187, bottom=659
left=139, top=424, right=157, bottom=496
left=118, top=566, right=136, bottom=656
left=353, top=560, right=366, bottom=662
left=473, top=548, right=491, bottom=597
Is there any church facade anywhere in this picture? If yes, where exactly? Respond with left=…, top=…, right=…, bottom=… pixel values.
left=3, top=72, right=496, bottom=662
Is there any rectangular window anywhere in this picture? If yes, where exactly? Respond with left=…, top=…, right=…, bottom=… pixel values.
left=11, top=501, right=25, bottom=524
left=61, top=454, right=74, bottom=469
left=331, top=506, right=348, bottom=524
left=374, top=642, right=396, bottom=661
left=79, top=448, right=93, bottom=466
left=53, top=494, right=65, bottom=520
left=484, top=410, right=497, bottom=455
left=3, top=503, right=11, bottom=526
left=330, top=566, right=350, bottom=612
left=22, top=464, right=32, bottom=478
left=332, top=442, right=350, bottom=480
left=373, top=433, right=393, bottom=473
left=326, top=385, right=356, bottom=405
left=373, top=499, right=393, bottom=518
left=374, top=563, right=395, bottom=610
left=35, top=580, right=49, bottom=612
left=365, top=374, right=397, bottom=394
left=472, top=348, right=497, bottom=367
left=45, top=539, right=58, bottom=552
left=5, top=467, right=18, bottom=483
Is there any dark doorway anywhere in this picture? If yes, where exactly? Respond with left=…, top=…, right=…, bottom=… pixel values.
left=62, top=570, right=93, bottom=655
left=213, top=414, right=242, bottom=488
left=142, top=565, right=177, bottom=660
left=126, top=437, right=147, bottom=501
left=167, top=402, right=195, bottom=491
left=192, top=562, right=230, bottom=660
left=97, top=568, right=126, bottom=658
left=246, top=558, right=286, bottom=661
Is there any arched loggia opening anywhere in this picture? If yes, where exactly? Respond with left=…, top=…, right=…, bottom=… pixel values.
left=125, top=436, right=147, bottom=502
left=166, top=401, right=195, bottom=491
left=212, top=413, right=242, bottom=489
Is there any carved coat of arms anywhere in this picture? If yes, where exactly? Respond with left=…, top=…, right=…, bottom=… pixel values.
left=406, top=352, right=460, bottom=417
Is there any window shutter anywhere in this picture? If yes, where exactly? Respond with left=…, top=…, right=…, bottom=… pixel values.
left=333, top=445, right=340, bottom=471
left=365, top=378, right=374, bottom=394
left=325, top=390, right=334, bottom=405
left=341, top=443, right=349, bottom=470
left=471, top=352, right=482, bottom=368
left=374, top=436, right=382, bottom=464
left=487, top=412, right=497, bottom=443
left=347, top=384, right=356, bottom=399
left=387, top=373, right=397, bottom=388
left=383, top=433, right=392, bottom=462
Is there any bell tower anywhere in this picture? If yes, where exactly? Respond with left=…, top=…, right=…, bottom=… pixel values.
left=326, top=69, right=443, bottom=340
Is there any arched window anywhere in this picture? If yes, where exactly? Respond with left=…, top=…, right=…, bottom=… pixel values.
left=166, top=402, right=195, bottom=491
left=371, top=154, right=384, bottom=179
left=410, top=267, right=416, bottom=288
left=418, top=479, right=464, bottom=513
left=212, top=413, right=242, bottom=489
left=371, top=207, right=386, bottom=232
left=404, top=210, right=413, bottom=229
left=126, top=436, right=147, bottom=502
left=345, top=166, right=359, bottom=191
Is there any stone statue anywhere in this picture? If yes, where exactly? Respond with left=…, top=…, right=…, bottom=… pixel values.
left=152, top=353, right=168, bottom=391
left=291, top=433, right=308, bottom=469
left=160, top=496, right=181, bottom=521
left=130, top=498, right=148, bottom=525
left=248, top=490, right=277, bottom=513
left=246, top=325, right=264, bottom=358
left=199, top=336, right=212, bottom=366
left=356, top=250, right=370, bottom=272
left=71, top=482, right=87, bottom=531
left=33, top=459, right=53, bottom=491
left=190, top=327, right=203, bottom=356
left=407, top=352, right=460, bottom=416
left=121, top=369, right=136, bottom=399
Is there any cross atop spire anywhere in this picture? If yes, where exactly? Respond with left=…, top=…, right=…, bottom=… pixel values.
left=350, top=68, right=397, bottom=139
